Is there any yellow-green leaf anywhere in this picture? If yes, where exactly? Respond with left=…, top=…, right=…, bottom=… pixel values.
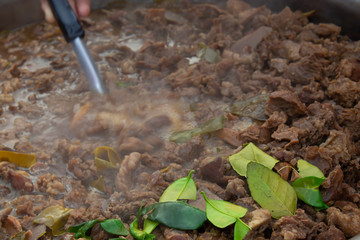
left=90, top=175, right=106, bottom=192
left=234, top=219, right=251, bottom=240
left=159, top=170, right=197, bottom=202
left=33, top=205, right=72, bottom=236
left=229, top=143, right=278, bottom=177
left=0, top=150, right=35, bottom=168
left=94, top=146, right=121, bottom=172
left=201, top=191, right=247, bottom=228
left=297, top=159, right=324, bottom=179
left=247, top=162, right=297, bottom=219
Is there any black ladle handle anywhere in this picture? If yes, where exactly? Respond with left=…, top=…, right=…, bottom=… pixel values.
left=48, top=0, right=84, bottom=42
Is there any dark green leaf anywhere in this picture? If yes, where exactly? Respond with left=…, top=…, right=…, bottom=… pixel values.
left=247, top=162, right=297, bottom=219
left=72, top=220, right=99, bottom=239
left=230, top=94, right=269, bottom=121
left=234, top=219, right=251, bottom=240
left=229, top=142, right=278, bottom=177
left=143, top=170, right=197, bottom=233
left=68, top=222, right=86, bottom=233
left=292, top=176, right=328, bottom=209
left=145, top=202, right=207, bottom=230
left=100, top=219, right=129, bottom=236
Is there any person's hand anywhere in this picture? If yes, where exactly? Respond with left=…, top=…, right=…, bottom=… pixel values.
left=41, top=0, right=91, bottom=23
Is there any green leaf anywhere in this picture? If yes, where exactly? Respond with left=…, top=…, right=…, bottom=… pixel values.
left=170, top=129, right=197, bottom=143
left=170, top=115, right=226, bottom=143
left=74, top=220, right=99, bottom=239
left=199, top=115, right=227, bottom=134
left=297, top=159, right=325, bottom=179
left=230, top=94, right=269, bottom=121
left=229, top=143, right=279, bottom=177
left=130, top=206, right=156, bottom=240
left=201, top=191, right=247, bottom=228
left=33, top=205, right=73, bottom=236
left=67, top=222, right=86, bottom=233
left=159, top=170, right=197, bottom=202
left=144, top=202, right=207, bottom=230
left=144, top=170, right=197, bottom=233
left=100, top=219, right=129, bottom=236
left=292, top=176, right=328, bottom=209
left=234, top=219, right=251, bottom=240
left=247, top=162, right=297, bottom=219
left=196, top=43, right=222, bottom=63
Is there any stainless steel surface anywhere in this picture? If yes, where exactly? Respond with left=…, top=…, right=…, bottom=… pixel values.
left=0, top=0, right=115, bottom=31
left=71, top=37, right=107, bottom=94
left=1, top=0, right=360, bottom=37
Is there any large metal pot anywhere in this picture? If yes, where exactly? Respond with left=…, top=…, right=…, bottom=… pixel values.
left=1, top=0, right=360, bottom=39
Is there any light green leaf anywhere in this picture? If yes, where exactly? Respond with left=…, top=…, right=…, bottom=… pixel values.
left=234, top=219, right=251, bottom=240
left=292, top=176, right=328, bottom=209
left=229, top=143, right=279, bottom=177
left=247, top=162, right=297, bottom=219
left=297, top=159, right=324, bottom=179
left=201, top=191, right=248, bottom=228
left=159, top=170, right=197, bottom=202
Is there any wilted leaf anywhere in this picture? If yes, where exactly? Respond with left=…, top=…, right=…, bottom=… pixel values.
left=201, top=191, right=247, bottom=228
left=196, top=43, right=222, bottom=63
left=10, top=232, right=26, bottom=240
left=160, top=170, right=197, bottom=202
left=292, top=176, right=328, bottom=209
left=0, top=150, right=35, bottom=168
left=230, top=94, right=269, bottom=121
left=247, top=162, right=297, bottom=219
left=170, top=115, right=226, bottom=143
left=229, top=143, right=279, bottom=177
left=144, top=202, right=207, bottom=230
left=94, top=146, right=121, bottom=172
left=33, top=205, right=72, bottom=236
left=297, top=159, right=324, bottom=179
left=90, top=175, right=106, bottom=192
